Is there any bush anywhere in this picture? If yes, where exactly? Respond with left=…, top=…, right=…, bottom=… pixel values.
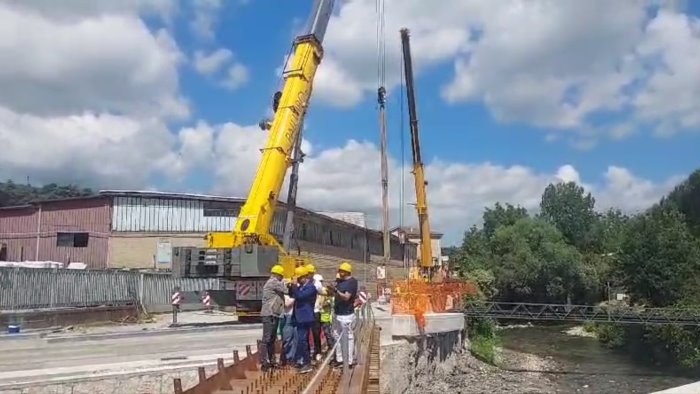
left=470, top=335, right=499, bottom=365
left=594, top=323, right=625, bottom=348
left=467, top=316, right=500, bottom=365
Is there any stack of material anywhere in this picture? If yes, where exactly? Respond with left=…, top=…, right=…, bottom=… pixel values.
left=0, top=261, right=64, bottom=269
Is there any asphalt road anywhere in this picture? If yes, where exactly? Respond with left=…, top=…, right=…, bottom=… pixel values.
left=0, top=326, right=261, bottom=386
left=0, top=304, right=395, bottom=389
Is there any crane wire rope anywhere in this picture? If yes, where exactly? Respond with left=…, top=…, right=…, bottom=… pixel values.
left=376, top=0, right=391, bottom=271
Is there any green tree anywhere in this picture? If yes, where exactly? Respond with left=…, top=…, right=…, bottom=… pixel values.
left=0, top=180, right=93, bottom=207
left=539, top=181, right=597, bottom=249
left=482, top=202, right=529, bottom=238
left=616, top=207, right=700, bottom=307
left=659, top=169, right=700, bottom=237
left=457, top=225, right=491, bottom=271
left=489, top=217, right=588, bottom=303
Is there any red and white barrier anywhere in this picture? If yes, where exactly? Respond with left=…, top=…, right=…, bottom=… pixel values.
left=358, top=291, right=369, bottom=304
left=202, top=292, right=213, bottom=313
left=171, top=291, right=182, bottom=307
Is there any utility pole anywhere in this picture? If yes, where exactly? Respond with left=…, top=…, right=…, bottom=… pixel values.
left=376, top=0, right=389, bottom=298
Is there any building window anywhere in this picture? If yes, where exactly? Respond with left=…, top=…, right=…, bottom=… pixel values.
left=56, top=232, right=89, bottom=248
left=202, top=201, right=240, bottom=217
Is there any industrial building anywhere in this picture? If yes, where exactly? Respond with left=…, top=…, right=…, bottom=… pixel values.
left=0, top=190, right=413, bottom=273
left=391, top=226, right=444, bottom=267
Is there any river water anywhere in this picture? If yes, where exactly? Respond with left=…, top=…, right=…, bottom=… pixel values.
left=499, top=325, right=695, bottom=394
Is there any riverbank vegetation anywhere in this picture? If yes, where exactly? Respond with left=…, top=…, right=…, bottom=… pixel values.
left=452, top=169, right=700, bottom=373
left=467, top=314, right=499, bottom=365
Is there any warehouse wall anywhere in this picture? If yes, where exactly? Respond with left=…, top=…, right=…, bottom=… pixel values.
left=0, top=198, right=111, bottom=268
left=108, top=195, right=415, bottom=270
left=108, top=233, right=208, bottom=269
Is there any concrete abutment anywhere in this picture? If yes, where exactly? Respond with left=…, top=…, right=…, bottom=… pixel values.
left=381, top=312, right=468, bottom=394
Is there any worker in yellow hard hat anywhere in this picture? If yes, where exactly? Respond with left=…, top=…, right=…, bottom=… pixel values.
left=290, top=262, right=318, bottom=374
left=330, top=261, right=358, bottom=368
left=260, top=264, right=288, bottom=371
left=303, top=263, right=323, bottom=360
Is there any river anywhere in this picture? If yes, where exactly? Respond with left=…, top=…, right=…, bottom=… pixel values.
left=499, top=325, right=695, bottom=393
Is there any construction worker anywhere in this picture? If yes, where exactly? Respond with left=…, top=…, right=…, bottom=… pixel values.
left=291, top=265, right=317, bottom=374
left=306, top=264, right=326, bottom=361
left=329, top=261, right=358, bottom=369
left=280, top=281, right=297, bottom=366
left=319, top=289, right=334, bottom=352
left=260, top=265, right=287, bottom=371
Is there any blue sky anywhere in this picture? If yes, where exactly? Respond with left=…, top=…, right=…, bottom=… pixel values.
left=0, top=0, right=699, bottom=244
left=174, top=0, right=698, bottom=182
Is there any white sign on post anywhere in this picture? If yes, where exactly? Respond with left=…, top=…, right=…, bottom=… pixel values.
left=156, top=239, right=172, bottom=266
left=376, top=266, right=386, bottom=280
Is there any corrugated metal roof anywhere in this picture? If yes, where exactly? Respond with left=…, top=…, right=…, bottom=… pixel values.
left=99, top=190, right=247, bottom=203
left=390, top=226, right=444, bottom=238
left=316, top=212, right=366, bottom=228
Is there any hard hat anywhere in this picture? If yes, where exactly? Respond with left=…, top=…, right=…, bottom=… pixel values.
left=295, top=266, right=307, bottom=277
left=306, top=264, right=316, bottom=274
left=339, top=262, right=352, bottom=273
left=271, top=265, right=284, bottom=276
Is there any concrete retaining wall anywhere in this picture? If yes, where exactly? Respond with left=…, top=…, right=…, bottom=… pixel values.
left=0, top=305, right=139, bottom=330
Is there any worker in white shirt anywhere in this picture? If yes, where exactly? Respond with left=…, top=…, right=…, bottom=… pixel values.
left=305, top=264, right=326, bottom=361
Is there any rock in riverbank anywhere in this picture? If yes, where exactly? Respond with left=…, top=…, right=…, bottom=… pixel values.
left=381, top=335, right=558, bottom=394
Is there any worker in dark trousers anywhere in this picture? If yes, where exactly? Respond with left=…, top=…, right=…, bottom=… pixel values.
left=291, top=265, right=318, bottom=374
left=260, top=265, right=287, bottom=371
left=305, top=264, right=325, bottom=361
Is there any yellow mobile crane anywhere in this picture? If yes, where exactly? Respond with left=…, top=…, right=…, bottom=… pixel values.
left=400, top=28, right=438, bottom=281
left=173, top=0, right=335, bottom=315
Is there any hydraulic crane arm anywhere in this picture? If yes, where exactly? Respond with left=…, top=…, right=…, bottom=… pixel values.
left=208, top=0, right=335, bottom=250
left=401, top=28, right=434, bottom=271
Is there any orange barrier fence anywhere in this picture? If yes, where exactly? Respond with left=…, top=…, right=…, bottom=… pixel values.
left=391, top=279, right=478, bottom=329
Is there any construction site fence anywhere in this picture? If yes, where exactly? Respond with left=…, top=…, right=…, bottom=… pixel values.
left=0, top=267, right=219, bottom=313
left=391, top=279, right=478, bottom=328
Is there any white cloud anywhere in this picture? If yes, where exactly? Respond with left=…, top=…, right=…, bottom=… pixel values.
left=316, top=0, right=700, bottom=140
left=3, top=0, right=177, bottom=22
left=193, top=48, right=233, bottom=75
left=0, top=0, right=188, bottom=189
left=633, top=10, right=700, bottom=135
left=190, top=0, right=222, bottom=40
left=222, top=63, right=250, bottom=90
left=0, top=108, right=175, bottom=188
left=201, top=122, right=680, bottom=244
left=0, top=2, right=187, bottom=119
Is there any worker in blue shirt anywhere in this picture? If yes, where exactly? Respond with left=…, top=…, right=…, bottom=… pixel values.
left=291, top=265, right=318, bottom=374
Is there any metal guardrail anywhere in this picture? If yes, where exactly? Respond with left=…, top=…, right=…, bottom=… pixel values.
left=0, top=267, right=218, bottom=312
left=174, top=302, right=379, bottom=394
left=464, top=301, right=700, bottom=325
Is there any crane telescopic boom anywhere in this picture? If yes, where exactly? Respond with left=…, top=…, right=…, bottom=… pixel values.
left=207, top=0, right=334, bottom=253
left=201, top=0, right=335, bottom=277
left=400, top=28, right=434, bottom=276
